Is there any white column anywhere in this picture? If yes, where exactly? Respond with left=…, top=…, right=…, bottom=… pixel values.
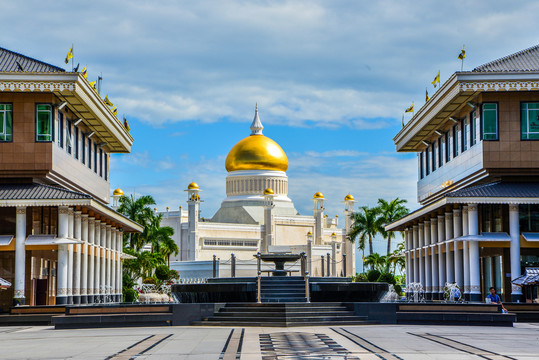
left=437, top=215, right=446, bottom=297
left=453, top=208, right=463, bottom=289
left=462, top=205, right=470, bottom=298
left=73, top=211, right=82, bottom=304
left=14, top=207, right=26, bottom=305
left=111, top=229, right=116, bottom=302
left=418, top=223, right=425, bottom=287
left=509, top=204, right=523, bottom=302
left=94, top=220, right=101, bottom=302
left=430, top=218, right=439, bottom=298
left=405, top=228, right=411, bottom=287
left=100, top=223, right=107, bottom=301
left=57, top=206, right=69, bottom=305
left=424, top=221, right=432, bottom=296
left=80, top=214, right=89, bottom=304
left=468, top=204, right=481, bottom=301
left=67, top=209, right=74, bottom=304
left=117, top=230, right=123, bottom=302
left=87, top=218, right=95, bottom=303
left=445, top=211, right=454, bottom=283
left=412, top=225, right=419, bottom=283
left=105, top=225, right=112, bottom=301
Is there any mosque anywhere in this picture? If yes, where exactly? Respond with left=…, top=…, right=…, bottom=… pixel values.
left=160, top=107, right=357, bottom=279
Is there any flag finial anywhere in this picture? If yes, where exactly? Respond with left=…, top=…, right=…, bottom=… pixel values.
left=250, top=103, right=263, bottom=135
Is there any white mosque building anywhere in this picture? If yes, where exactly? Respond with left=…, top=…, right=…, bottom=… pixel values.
left=159, top=107, right=357, bottom=279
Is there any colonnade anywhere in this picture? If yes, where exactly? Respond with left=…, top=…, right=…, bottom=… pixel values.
left=13, top=205, right=124, bottom=305
left=404, top=203, right=523, bottom=302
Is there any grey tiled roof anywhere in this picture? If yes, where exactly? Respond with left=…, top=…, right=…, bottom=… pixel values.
left=447, top=181, right=539, bottom=198
left=0, top=183, right=91, bottom=200
left=473, top=44, right=539, bottom=72
left=0, top=46, right=65, bottom=72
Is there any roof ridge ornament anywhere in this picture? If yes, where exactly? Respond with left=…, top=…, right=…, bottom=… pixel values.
left=250, top=103, right=264, bottom=135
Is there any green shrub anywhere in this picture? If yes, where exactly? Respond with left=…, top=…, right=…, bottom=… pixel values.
left=366, top=269, right=381, bottom=282
left=393, top=284, right=402, bottom=295
left=155, top=265, right=170, bottom=281
left=169, top=269, right=180, bottom=281
left=377, top=272, right=396, bottom=285
left=123, top=288, right=138, bottom=303
left=142, top=277, right=156, bottom=284
left=352, top=273, right=368, bottom=282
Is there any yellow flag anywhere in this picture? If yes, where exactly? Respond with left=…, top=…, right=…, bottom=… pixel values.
left=458, top=45, right=466, bottom=60
left=104, top=95, right=113, bottom=107
left=405, top=103, right=414, bottom=113
left=432, top=71, right=440, bottom=88
left=112, top=106, right=118, bottom=116
left=89, top=80, right=96, bottom=88
left=425, top=88, right=430, bottom=102
left=65, top=45, right=73, bottom=64
left=123, top=116, right=131, bottom=131
left=80, top=65, right=87, bottom=79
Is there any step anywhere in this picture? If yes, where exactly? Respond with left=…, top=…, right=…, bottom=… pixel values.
left=192, top=320, right=376, bottom=327
left=0, top=314, right=55, bottom=326
left=213, top=311, right=356, bottom=317
left=206, top=315, right=367, bottom=322
left=52, top=313, right=173, bottom=329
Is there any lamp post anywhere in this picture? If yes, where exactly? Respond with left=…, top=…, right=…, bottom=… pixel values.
left=306, top=231, right=313, bottom=275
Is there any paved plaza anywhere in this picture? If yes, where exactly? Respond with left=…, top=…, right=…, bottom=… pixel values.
left=1, top=323, right=538, bottom=359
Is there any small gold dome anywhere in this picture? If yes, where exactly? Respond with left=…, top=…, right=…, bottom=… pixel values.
left=344, top=194, right=355, bottom=201
left=113, top=188, right=124, bottom=196
left=225, top=135, right=288, bottom=172
left=187, top=182, right=199, bottom=190
left=331, top=232, right=337, bottom=236
left=264, top=188, right=274, bottom=195
left=307, top=231, right=313, bottom=235
left=313, top=192, right=324, bottom=199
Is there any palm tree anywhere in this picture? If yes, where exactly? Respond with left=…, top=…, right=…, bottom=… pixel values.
left=160, top=236, right=179, bottom=267
left=377, top=198, right=409, bottom=255
left=118, top=194, right=156, bottom=250
left=347, top=206, right=384, bottom=256
left=364, top=253, right=387, bottom=272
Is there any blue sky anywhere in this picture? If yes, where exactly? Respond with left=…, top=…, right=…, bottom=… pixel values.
left=4, top=1, right=539, bottom=255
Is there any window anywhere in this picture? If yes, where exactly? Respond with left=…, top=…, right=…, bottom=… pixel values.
left=104, top=153, right=108, bottom=181
left=81, top=133, right=86, bottom=164
left=57, top=112, right=64, bottom=147
left=482, top=103, right=498, bottom=140
left=0, top=104, right=13, bottom=142
left=425, top=147, right=430, bottom=175
left=438, top=137, right=443, bottom=167
left=521, top=102, right=539, bottom=140
left=470, top=110, right=477, bottom=145
left=66, top=120, right=72, bottom=154
left=445, top=131, right=450, bottom=163
left=36, top=104, right=53, bottom=142
left=431, top=142, right=436, bottom=171
left=462, top=118, right=468, bottom=152
left=94, top=143, right=98, bottom=173
left=88, top=139, right=92, bottom=169
left=419, top=152, right=424, bottom=179
left=74, top=126, right=79, bottom=159
left=99, top=148, right=103, bottom=177
left=453, top=123, right=459, bottom=157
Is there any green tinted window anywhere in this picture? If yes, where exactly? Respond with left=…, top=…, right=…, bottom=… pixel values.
left=521, top=103, right=539, bottom=140
left=36, top=104, right=53, bottom=142
left=482, top=103, right=498, bottom=140
left=0, top=104, right=13, bottom=142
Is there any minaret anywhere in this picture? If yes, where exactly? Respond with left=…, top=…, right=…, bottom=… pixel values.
left=185, top=182, right=202, bottom=261
left=313, top=192, right=325, bottom=245
left=250, top=103, right=263, bottom=135
left=263, top=188, right=275, bottom=253
left=344, top=194, right=357, bottom=276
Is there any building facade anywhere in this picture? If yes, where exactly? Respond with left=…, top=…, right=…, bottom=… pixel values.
left=0, top=47, right=142, bottom=310
left=387, top=45, right=539, bottom=302
left=161, top=108, right=357, bottom=279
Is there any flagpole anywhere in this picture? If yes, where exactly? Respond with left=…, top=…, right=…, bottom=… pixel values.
left=71, top=43, right=74, bottom=71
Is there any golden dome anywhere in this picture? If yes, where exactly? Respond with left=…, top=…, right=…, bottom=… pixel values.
left=313, top=192, right=324, bottom=199
left=226, top=135, right=288, bottom=172
left=307, top=231, right=313, bottom=235
left=187, top=182, right=199, bottom=190
left=331, top=232, right=337, bottom=236
left=112, top=188, right=123, bottom=196
left=344, top=194, right=355, bottom=201
left=264, top=188, right=274, bottom=195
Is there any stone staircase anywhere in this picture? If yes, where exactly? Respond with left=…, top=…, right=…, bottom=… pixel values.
left=192, top=303, right=375, bottom=327
left=260, top=276, right=306, bottom=303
